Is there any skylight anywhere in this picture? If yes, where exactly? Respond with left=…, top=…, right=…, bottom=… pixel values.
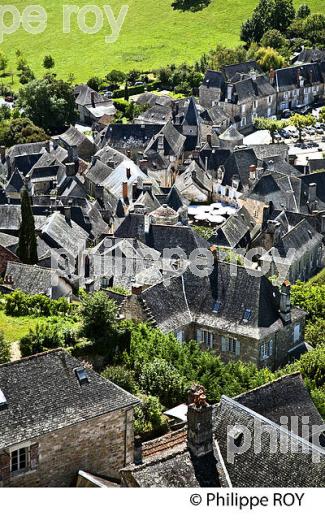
left=212, top=301, right=222, bottom=313
left=74, top=367, right=89, bottom=386
left=243, top=308, right=252, bottom=322
left=0, top=388, right=8, bottom=410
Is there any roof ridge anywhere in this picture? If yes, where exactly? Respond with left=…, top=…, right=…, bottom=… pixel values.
left=233, top=372, right=303, bottom=400
left=0, top=348, right=65, bottom=369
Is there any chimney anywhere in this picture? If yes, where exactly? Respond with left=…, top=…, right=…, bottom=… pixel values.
left=139, top=159, right=148, bottom=173
left=44, top=140, right=50, bottom=153
left=131, top=284, right=143, bottom=295
left=279, top=280, right=291, bottom=323
left=126, top=167, right=131, bottom=180
left=187, top=385, right=213, bottom=457
left=269, top=68, right=275, bottom=85
left=66, top=162, right=75, bottom=177
left=91, top=155, right=98, bottom=166
left=0, top=145, right=5, bottom=162
left=67, top=145, right=78, bottom=163
left=91, top=91, right=96, bottom=108
left=266, top=220, right=282, bottom=246
left=142, top=180, right=152, bottom=194
left=95, top=184, right=104, bottom=201
left=134, top=435, right=143, bottom=465
left=206, top=134, right=212, bottom=146
left=122, top=181, right=128, bottom=201
left=209, top=245, right=218, bottom=264
left=126, top=150, right=131, bottom=159
left=249, top=164, right=257, bottom=182
left=227, top=84, right=233, bottom=102
left=308, top=183, right=317, bottom=211
left=321, top=214, right=325, bottom=234
left=63, top=204, right=72, bottom=223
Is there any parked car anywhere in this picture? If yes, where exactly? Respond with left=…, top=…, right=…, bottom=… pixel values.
left=104, top=91, right=113, bottom=98
left=294, top=104, right=311, bottom=115
left=280, top=129, right=291, bottom=138
left=134, top=81, right=145, bottom=86
left=282, top=109, right=292, bottom=119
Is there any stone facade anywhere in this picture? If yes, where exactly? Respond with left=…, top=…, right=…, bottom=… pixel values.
left=0, top=408, right=134, bottom=487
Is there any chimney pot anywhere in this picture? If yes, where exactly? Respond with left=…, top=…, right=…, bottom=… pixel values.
left=134, top=435, right=143, bottom=465
left=187, top=385, right=213, bottom=458
left=122, top=181, right=128, bottom=201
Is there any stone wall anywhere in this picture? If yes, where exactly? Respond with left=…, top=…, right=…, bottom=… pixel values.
left=0, top=407, right=134, bottom=487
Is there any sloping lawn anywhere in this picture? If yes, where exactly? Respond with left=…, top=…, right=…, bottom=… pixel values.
left=0, top=310, right=47, bottom=343
left=0, top=0, right=323, bottom=84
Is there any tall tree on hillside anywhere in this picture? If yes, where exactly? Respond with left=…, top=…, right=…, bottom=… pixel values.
left=17, top=188, right=38, bottom=265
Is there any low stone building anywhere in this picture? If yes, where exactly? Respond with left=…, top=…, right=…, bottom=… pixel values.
left=0, top=349, right=139, bottom=487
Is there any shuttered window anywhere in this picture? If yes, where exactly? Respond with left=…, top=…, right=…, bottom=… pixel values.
left=221, top=336, right=240, bottom=356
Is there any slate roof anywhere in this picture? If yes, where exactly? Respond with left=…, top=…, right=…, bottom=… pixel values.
left=6, top=169, right=24, bottom=193
left=0, top=232, right=18, bottom=249
left=59, top=126, right=93, bottom=148
left=215, top=206, right=255, bottom=248
left=4, top=261, right=69, bottom=296
left=0, top=349, right=139, bottom=449
left=41, top=211, right=89, bottom=257
left=274, top=219, right=323, bottom=259
left=138, top=262, right=286, bottom=339
left=201, top=69, right=225, bottom=89
left=222, top=60, right=261, bottom=82
left=219, top=125, right=243, bottom=142
left=0, top=205, right=47, bottom=233
left=145, top=121, right=186, bottom=158
left=214, top=395, right=325, bottom=487
left=146, top=224, right=209, bottom=255
left=75, top=84, right=105, bottom=106
left=135, top=104, right=172, bottom=125
left=235, top=373, right=324, bottom=441
left=275, top=62, right=322, bottom=92
left=101, top=124, right=163, bottom=151
left=292, top=49, right=325, bottom=64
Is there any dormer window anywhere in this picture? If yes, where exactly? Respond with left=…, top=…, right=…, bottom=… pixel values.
left=0, top=388, right=7, bottom=410
left=243, top=308, right=252, bottom=322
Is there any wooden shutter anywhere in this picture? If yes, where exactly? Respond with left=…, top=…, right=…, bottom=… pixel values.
left=235, top=340, right=241, bottom=356
left=269, top=340, right=273, bottom=357
left=30, top=444, right=39, bottom=470
left=196, top=329, right=202, bottom=343
left=0, top=452, right=10, bottom=481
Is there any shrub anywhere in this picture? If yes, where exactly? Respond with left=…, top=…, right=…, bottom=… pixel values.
left=20, top=322, right=65, bottom=357
left=134, top=394, right=168, bottom=437
left=139, top=358, right=187, bottom=408
left=0, top=331, right=10, bottom=364
left=101, top=365, right=138, bottom=394
left=5, top=290, right=72, bottom=317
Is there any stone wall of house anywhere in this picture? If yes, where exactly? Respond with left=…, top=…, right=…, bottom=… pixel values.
left=276, top=315, right=306, bottom=367
left=0, top=407, right=134, bottom=487
left=199, top=86, right=221, bottom=108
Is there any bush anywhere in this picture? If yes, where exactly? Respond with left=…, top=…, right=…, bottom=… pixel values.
left=20, top=322, right=65, bottom=357
left=134, top=393, right=168, bottom=437
left=139, top=358, right=187, bottom=408
left=101, top=365, right=138, bottom=394
left=5, top=290, right=72, bottom=317
left=0, top=332, right=10, bottom=364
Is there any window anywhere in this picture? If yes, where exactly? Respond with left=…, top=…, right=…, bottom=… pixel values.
left=221, top=336, right=240, bottom=355
left=283, top=92, right=288, bottom=99
left=241, top=104, right=246, bottom=114
left=241, top=116, right=246, bottom=127
left=212, top=301, right=222, bottom=313
left=268, top=95, right=272, bottom=104
left=75, top=367, right=89, bottom=386
left=260, top=339, right=273, bottom=360
left=253, top=100, right=258, bottom=109
left=197, top=329, right=214, bottom=348
left=313, top=85, right=318, bottom=93
left=176, top=330, right=184, bottom=343
left=294, top=324, right=301, bottom=343
left=11, top=448, right=28, bottom=473
left=243, top=308, right=252, bottom=322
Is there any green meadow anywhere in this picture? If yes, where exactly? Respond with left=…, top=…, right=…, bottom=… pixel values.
left=0, top=1, right=324, bottom=83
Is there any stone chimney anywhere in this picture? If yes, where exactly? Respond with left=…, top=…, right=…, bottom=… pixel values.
left=206, top=134, right=212, bottom=146
left=131, top=284, right=143, bottom=295
left=249, top=164, right=257, bottom=182
left=187, top=384, right=213, bottom=458
left=134, top=435, right=143, bottom=465
left=122, top=181, right=128, bottom=201
left=126, top=167, right=131, bottom=180
left=279, top=280, right=291, bottom=324
left=44, top=140, right=51, bottom=153
left=308, top=183, right=317, bottom=212
left=139, top=158, right=148, bottom=174
left=269, top=68, right=275, bottom=85
left=66, top=162, right=76, bottom=177
left=91, top=91, right=96, bottom=108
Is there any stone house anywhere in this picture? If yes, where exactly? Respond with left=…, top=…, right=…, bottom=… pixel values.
left=118, top=261, right=307, bottom=370
left=274, top=62, right=325, bottom=113
left=75, top=84, right=116, bottom=125
left=0, top=349, right=139, bottom=487
left=58, top=126, right=96, bottom=162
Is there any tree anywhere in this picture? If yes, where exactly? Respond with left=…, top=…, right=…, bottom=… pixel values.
left=20, top=322, right=65, bottom=357
left=134, top=394, right=168, bottom=436
left=17, top=188, right=38, bottom=265
left=0, top=51, right=8, bottom=75
left=18, top=65, right=35, bottom=85
left=18, top=76, right=77, bottom=134
left=139, top=358, right=187, bottom=408
left=0, top=332, right=10, bottom=364
left=0, top=117, right=48, bottom=147
left=319, top=106, right=325, bottom=124
left=124, top=81, right=129, bottom=101
left=255, top=47, right=285, bottom=72
left=261, top=29, right=286, bottom=49
left=270, top=0, right=295, bottom=33
left=43, top=55, right=55, bottom=70
left=254, top=118, right=286, bottom=143
left=241, top=0, right=295, bottom=42
left=87, top=76, right=102, bottom=91
left=101, top=365, right=138, bottom=394
left=289, top=113, right=316, bottom=141
left=80, top=291, right=119, bottom=355
left=296, top=4, right=311, bottom=18
left=106, top=70, right=126, bottom=84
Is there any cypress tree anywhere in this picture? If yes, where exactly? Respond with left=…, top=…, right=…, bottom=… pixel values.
left=17, top=188, right=38, bottom=264
left=124, top=81, right=129, bottom=101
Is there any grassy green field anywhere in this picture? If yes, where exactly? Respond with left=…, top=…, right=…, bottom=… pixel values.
left=0, top=0, right=324, bottom=84
left=0, top=310, right=47, bottom=342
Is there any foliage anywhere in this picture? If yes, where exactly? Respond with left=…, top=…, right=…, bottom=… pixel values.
left=254, top=117, right=286, bottom=143
left=17, top=189, right=38, bottom=265
left=18, top=75, right=77, bottom=134
left=0, top=104, right=11, bottom=121
left=291, top=281, right=325, bottom=322
left=0, top=117, right=48, bottom=147
left=0, top=331, right=10, bottom=364
left=134, top=393, right=168, bottom=436
left=87, top=76, right=103, bottom=91
left=319, top=106, right=325, bottom=124
left=139, top=359, right=187, bottom=407
left=241, top=0, right=295, bottom=43
left=192, top=225, right=213, bottom=241
left=296, top=4, right=311, bottom=18
left=0, top=51, right=8, bottom=74
left=43, top=55, right=55, bottom=70
left=288, top=113, right=316, bottom=141
left=101, top=365, right=139, bottom=394
left=5, top=290, right=72, bottom=317
left=260, top=29, right=286, bottom=49
left=20, top=321, right=65, bottom=357
left=254, top=46, right=285, bottom=72
left=106, top=70, right=126, bottom=84
left=305, top=319, right=325, bottom=349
